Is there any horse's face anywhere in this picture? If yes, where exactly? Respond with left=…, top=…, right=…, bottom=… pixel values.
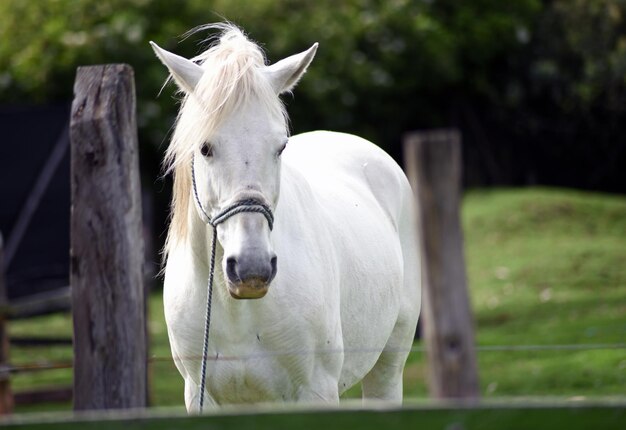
left=151, top=37, right=317, bottom=299
left=194, top=99, right=286, bottom=299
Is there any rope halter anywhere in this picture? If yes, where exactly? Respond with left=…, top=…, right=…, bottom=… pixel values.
left=191, top=156, right=274, bottom=412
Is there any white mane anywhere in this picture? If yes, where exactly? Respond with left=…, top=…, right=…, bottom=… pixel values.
left=164, top=24, right=288, bottom=253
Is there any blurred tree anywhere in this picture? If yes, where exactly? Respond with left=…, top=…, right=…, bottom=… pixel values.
left=0, top=0, right=624, bottom=194
left=1, top=0, right=212, bottom=145
left=518, top=0, right=626, bottom=190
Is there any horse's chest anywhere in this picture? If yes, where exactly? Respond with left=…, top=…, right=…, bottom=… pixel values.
left=206, top=353, right=293, bottom=403
left=205, top=323, right=304, bottom=403
left=168, top=301, right=304, bottom=403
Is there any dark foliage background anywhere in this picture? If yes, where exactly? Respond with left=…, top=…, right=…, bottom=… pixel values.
left=1, top=0, right=624, bottom=229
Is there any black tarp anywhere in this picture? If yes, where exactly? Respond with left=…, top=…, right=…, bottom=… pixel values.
left=0, top=103, right=71, bottom=301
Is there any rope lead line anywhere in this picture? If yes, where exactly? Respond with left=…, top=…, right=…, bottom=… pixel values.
left=198, top=226, right=216, bottom=412
left=191, top=156, right=274, bottom=412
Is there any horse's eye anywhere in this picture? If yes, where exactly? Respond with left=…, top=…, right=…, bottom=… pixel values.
left=277, top=141, right=288, bottom=157
left=200, top=143, right=213, bottom=157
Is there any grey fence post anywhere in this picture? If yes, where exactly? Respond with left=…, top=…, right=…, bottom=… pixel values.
left=404, top=129, right=480, bottom=399
left=70, top=64, right=147, bottom=410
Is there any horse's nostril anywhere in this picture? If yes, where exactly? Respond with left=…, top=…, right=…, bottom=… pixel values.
left=226, top=254, right=277, bottom=285
left=269, top=255, right=278, bottom=282
left=226, top=257, right=239, bottom=283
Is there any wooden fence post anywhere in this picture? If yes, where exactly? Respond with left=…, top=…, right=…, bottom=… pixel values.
left=70, top=64, right=147, bottom=410
left=403, top=129, right=480, bottom=399
left=0, top=233, right=14, bottom=414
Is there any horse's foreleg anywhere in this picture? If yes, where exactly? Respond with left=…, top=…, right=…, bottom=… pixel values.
left=184, top=377, right=214, bottom=413
left=360, top=350, right=405, bottom=404
left=297, top=352, right=342, bottom=404
left=361, top=316, right=415, bottom=404
left=297, top=374, right=340, bottom=404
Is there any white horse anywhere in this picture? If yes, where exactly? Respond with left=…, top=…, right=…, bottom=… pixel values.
left=151, top=24, right=421, bottom=412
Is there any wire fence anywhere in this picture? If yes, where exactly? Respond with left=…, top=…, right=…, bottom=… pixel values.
left=4, top=342, right=625, bottom=376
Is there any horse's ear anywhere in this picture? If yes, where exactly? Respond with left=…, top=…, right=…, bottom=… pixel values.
left=150, top=41, right=203, bottom=93
left=265, top=43, right=318, bottom=94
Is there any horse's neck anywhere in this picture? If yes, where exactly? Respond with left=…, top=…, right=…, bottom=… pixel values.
left=185, top=205, right=230, bottom=303
left=187, top=205, right=214, bottom=263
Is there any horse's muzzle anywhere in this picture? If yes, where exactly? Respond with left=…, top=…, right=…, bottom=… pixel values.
left=228, top=278, right=270, bottom=299
left=225, top=253, right=277, bottom=299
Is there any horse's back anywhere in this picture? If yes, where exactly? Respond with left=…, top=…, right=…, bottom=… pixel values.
left=285, top=131, right=411, bottom=226
left=284, top=131, right=420, bottom=391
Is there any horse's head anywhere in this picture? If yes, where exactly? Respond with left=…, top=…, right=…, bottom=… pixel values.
left=152, top=25, right=317, bottom=299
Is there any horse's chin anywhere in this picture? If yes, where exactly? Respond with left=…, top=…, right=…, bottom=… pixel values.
left=227, top=279, right=269, bottom=300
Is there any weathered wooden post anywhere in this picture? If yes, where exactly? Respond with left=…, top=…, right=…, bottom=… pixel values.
left=0, top=233, right=13, bottom=414
left=403, top=129, right=480, bottom=399
left=70, top=64, right=147, bottom=410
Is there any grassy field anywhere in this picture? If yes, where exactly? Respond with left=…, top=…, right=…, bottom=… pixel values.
left=404, top=187, right=626, bottom=399
left=7, top=187, right=626, bottom=411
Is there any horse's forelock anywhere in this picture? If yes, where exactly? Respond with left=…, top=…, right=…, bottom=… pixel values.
left=164, top=23, right=286, bottom=255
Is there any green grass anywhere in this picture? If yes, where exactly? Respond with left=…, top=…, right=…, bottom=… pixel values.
left=6, top=187, right=626, bottom=411
left=412, top=187, right=625, bottom=398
